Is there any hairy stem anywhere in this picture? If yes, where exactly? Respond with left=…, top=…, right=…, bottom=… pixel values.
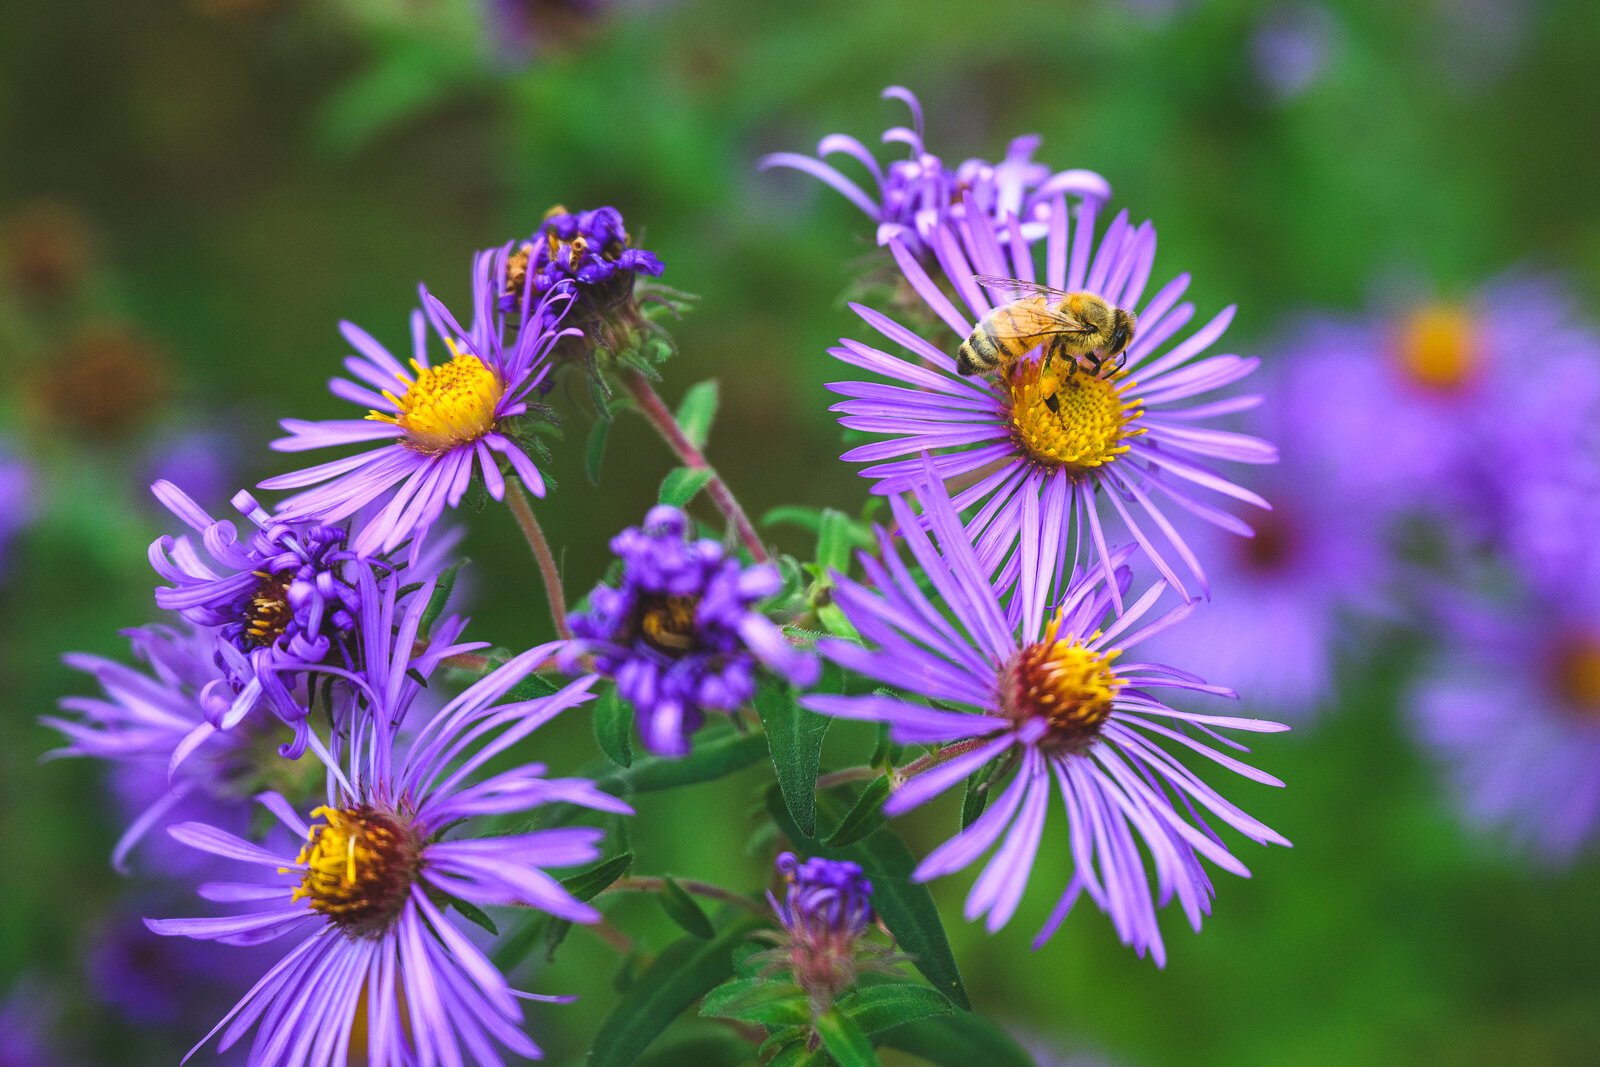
left=608, top=876, right=769, bottom=917
left=815, top=736, right=993, bottom=793
left=506, top=478, right=573, bottom=641
left=620, top=369, right=769, bottom=563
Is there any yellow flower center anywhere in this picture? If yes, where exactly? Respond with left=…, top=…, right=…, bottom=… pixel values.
left=638, top=595, right=700, bottom=655
left=290, top=805, right=420, bottom=937
left=1394, top=304, right=1479, bottom=393
left=1001, top=618, right=1126, bottom=752
left=242, top=570, right=293, bottom=648
left=367, top=342, right=503, bottom=455
left=1008, top=359, right=1144, bottom=471
left=1552, top=635, right=1600, bottom=722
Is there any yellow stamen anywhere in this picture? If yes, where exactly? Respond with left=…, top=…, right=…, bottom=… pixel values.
left=1003, top=616, right=1126, bottom=751
left=1395, top=304, right=1479, bottom=392
left=639, top=595, right=699, bottom=654
left=243, top=570, right=293, bottom=648
left=367, top=340, right=503, bottom=455
left=287, top=805, right=419, bottom=936
left=1008, top=360, right=1144, bottom=471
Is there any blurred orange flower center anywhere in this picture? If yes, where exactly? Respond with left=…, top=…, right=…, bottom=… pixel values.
left=1552, top=636, right=1600, bottom=720
left=1009, top=360, right=1144, bottom=471
left=369, top=342, right=503, bottom=455
left=1395, top=305, right=1480, bottom=392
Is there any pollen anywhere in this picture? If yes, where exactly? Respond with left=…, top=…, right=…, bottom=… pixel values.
left=1001, top=614, right=1126, bottom=752
left=638, top=595, right=699, bottom=655
left=1395, top=304, right=1480, bottom=392
left=243, top=571, right=294, bottom=648
left=290, top=805, right=420, bottom=938
left=1008, top=359, right=1144, bottom=471
left=368, top=341, right=503, bottom=455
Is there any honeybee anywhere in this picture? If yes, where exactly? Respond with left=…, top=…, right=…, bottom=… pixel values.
left=957, top=277, right=1137, bottom=379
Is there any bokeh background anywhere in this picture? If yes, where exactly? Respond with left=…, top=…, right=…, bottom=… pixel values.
left=4, top=0, right=1600, bottom=1063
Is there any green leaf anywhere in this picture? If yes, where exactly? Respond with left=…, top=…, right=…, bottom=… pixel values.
left=585, top=417, right=611, bottom=485
left=493, top=852, right=633, bottom=971
left=823, top=775, right=891, bottom=847
left=815, top=508, right=871, bottom=574
left=815, top=1009, right=880, bottom=1067
left=767, top=1042, right=831, bottom=1067
left=675, top=379, right=720, bottom=449
left=587, top=915, right=762, bottom=1067
left=700, top=978, right=811, bottom=1028
left=767, top=789, right=969, bottom=1010
left=603, top=728, right=769, bottom=795
left=660, top=467, right=715, bottom=507
left=876, top=1009, right=1037, bottom=1067
left=762, top=505, right=825, bottom=534
left=660, top=877, right=716, bottom=940
left=593, top=689, right=634, bottom=768
left=634, top=1028, right=754, bottom=1067
left=836, top=983, right=952, bottom=1035
left=418, top=560, right=465, bottom=637
left=756, top=683, right=831, bottom=838
left=446, top=896, right=498, bottom=937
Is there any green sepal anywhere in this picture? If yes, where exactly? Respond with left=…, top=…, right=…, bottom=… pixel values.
left=585, top=417, right=611, bottom=485
left=491, top=851, right=633, bottom=970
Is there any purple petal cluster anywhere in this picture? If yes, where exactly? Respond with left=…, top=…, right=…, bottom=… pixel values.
left=147, top=640, right=630, bottom=1064
left=804, top=478, right=1289, bottom=965
left=149, top=482, right=360, bottom=751
left=568, top=505, right=817, bottom=755
left=262, top=252, right=575, bottom=556
left=762, top=86, right=1111, bottom=257
left=500, top=206, right=663, bottom=310
left=770, top=852, right=874, bottom=944
left=828, top=185, right=1274, bottom=604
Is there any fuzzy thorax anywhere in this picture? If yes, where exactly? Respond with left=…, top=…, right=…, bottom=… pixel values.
left=1008, top=360, right=1144, bottom=471
left=291, top=805, right=421, bottom=938
left=369, top=343, right=503, bottom=454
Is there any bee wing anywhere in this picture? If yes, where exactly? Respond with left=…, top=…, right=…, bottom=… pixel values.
left=973, top=275, right=1075, bottom=303
left=982, top=300, right=1092, bottom=340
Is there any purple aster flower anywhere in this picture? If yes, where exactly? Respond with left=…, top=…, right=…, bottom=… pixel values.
left=829, top=190, right=1275, bottom=606
left=261, top=251, right=576, bottom=557
left=146, top=645, right=631, bottom=1065
left=148, top=481, right=362, bottom=754
left=803, top=476, right=1289, bottom=965
left=0, top=442, right=33, bottom=581
left=1410, top=577, right=1600, bottom=864
left=1137, top=360, right=1392, bottom=718
left=761, top=86, right=1111, bottom=258
left=565, top=505, right=817, bottom=756
left=748, top=852, right=900, bottom=1018
left=499, top=205, right=663, bottom=312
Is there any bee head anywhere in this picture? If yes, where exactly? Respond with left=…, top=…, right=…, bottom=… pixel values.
left=1105, top=309, right=1137, bottom=357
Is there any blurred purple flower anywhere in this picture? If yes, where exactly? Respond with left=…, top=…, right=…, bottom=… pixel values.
left=828, top=189, right=1274, bottom=605
left=565, top=505, right=816, bottom=755
left=0, top=445, right=32, bottom=581
left=1411, top=578, right=1600, bottom=863
left=761, top=86, right=1111, bottom=258
left=147, top=647, right=629, bottom=1064
left=262, top=253, right=576, bottom=557
left=1251, top=3, right=1338, bottom=102
left=88, top=905, right=269, bottom=1030
left=0, top=980, right=62, bottom=1067
left=142, top=426, right=241, bottom=512
left=803, top=477, right=1289, bottom=965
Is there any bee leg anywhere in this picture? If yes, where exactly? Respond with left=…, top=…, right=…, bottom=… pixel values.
left=1107, top=351, right=1128, bottom=376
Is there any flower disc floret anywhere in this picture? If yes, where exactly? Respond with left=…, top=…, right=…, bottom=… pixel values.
left=368, top=346, right=504, bottom=455
left=291, top=805, right=421, bottom=938
left=1009, top=361, right=1144, bottom=470
left=1001, top=630, right=1125, bottom=752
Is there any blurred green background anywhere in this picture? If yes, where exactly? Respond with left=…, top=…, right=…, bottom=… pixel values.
left=4, top=0, right=1600, bottom=1063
